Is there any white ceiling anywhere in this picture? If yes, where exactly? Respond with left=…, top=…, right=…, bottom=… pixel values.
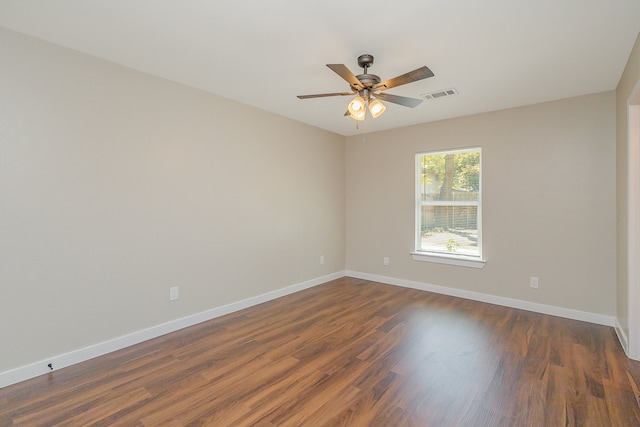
left=1, top=1, right=639, bottom=136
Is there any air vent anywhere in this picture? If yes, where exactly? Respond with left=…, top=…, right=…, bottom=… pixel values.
left=421, top=87, right=459, bottom=100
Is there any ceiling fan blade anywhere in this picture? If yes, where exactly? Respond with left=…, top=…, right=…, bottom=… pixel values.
left=374, top=92, right=423, bottom=108
left=374, top=66, right=434, bottom=91
left=297, top=92, right=354, bottom=99
left=326, top=64, right=364, bottom=90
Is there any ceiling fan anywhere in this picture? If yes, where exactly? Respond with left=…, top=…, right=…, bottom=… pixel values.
left=297, top=54, right=434, bottom=121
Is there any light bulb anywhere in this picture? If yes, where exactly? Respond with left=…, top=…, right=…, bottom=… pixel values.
left=348, top=96, right=366, bottom=116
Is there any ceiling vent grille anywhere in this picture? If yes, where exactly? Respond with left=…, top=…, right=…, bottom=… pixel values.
left=421, top=87, right=458, bottom=100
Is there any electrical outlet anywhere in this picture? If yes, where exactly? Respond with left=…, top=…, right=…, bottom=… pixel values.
left=320, top=255, right=325, bottom=265
left=170, top=286, right=179, bottom=301
left=383, top=257, right=390, bottom=266
left=530, top=277, right=539, bottom=289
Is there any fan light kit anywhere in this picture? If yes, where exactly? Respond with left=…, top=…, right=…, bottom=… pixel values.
left=298, top=54, right=434, bottom=121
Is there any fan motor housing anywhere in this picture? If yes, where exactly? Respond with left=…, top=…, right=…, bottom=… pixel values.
left=354, top=54, right=379, bottom=89
left=353, top=73, right=380, bottom=90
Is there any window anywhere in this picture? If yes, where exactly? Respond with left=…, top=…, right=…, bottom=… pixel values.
left=412, top=147, right=484, bottom=267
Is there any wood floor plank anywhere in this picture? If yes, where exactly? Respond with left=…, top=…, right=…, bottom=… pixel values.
left=2, top=277, right=640, bottom=426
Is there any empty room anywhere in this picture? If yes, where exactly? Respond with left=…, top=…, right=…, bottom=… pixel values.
left=2, top=1, right=640, bottom=425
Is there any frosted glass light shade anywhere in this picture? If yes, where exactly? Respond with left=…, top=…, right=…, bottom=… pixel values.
left=368, top=99, right=386, bottom=118
left=350, top=109, right=366, bottom=121
left=348, top=96, right=366, bottom=116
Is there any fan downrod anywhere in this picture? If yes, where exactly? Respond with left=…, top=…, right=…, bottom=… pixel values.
left=355, top=54, right=380, bottom=89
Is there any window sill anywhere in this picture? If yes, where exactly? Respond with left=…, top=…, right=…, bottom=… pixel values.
left=410, top=252, right=486, bottom=268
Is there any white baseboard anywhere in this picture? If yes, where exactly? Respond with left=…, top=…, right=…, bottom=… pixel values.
left=0, top=271, right=345, bottom=389
left=345, top=270, right=616, bottom=327
left=1, top=270, right=619, bottom=389
left=614, top=317, right=630, bottom=356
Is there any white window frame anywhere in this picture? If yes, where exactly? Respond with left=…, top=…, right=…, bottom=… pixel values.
left=411, top=147, right=486, bottom=268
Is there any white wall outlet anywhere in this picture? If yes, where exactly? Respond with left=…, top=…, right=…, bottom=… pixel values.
left=169, top=286, right=179, bottom=301
left=320, top=255, right=325, bottom=265
left=383, top=257, right=390, bottom=266
left=530, top=277, right=539, bottom=288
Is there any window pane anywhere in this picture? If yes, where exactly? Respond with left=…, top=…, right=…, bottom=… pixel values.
left=419, top=205, right=478, bottom=256
left=418, top=150, right=480, bottom=202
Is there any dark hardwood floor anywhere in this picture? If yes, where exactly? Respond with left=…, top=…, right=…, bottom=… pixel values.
left=2, top=277, right=640, bottom=426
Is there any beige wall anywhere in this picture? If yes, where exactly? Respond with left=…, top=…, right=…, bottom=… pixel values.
left=0, top=28, right=345, bottom=372
left=346, top=92, right=616, bottom=315
left=616, top=33, right=640, bottom=339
